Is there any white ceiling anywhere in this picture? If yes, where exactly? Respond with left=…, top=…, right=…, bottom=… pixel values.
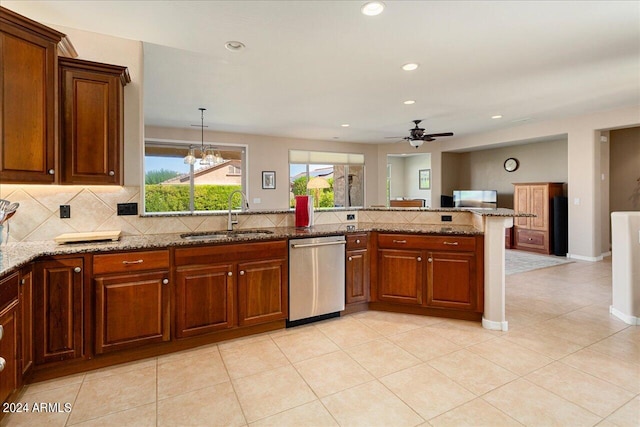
left=5, top=1, right=640, bottom=143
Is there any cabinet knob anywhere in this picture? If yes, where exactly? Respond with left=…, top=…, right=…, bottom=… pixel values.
left=0, top=357, right=5, bottom=372
left=417, top=257, right=422, bottom=262
left=74, top=267, right=82, bottom=273
left=428, top=258, right=433, bottom=263
left=109, top=170, right=115, bottom=176
left=48, top=169, right=55, bottom=175
left=162, top=278, right=169, bottom=285
left=0, top=325, right=3, bottom=341
left=228, top=272, right=233, bottom=276
left=355, top=239, right=361, bottom=244
left=348, top=256, right=353, bottom=261
left=239, top=270, right=245, bottom=276
left=21, top=279, right=25, bottom=285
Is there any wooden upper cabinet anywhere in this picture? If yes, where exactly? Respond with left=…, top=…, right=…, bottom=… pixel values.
left=59, top=57, right=130, bottom=185
left=0, top=7, right=66, bottom=183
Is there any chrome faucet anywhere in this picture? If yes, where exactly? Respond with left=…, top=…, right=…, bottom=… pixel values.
left=227, top=190, right=249, bottom=231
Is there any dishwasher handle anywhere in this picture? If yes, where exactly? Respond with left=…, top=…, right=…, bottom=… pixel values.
left=290, top=240, right=346, bottom=249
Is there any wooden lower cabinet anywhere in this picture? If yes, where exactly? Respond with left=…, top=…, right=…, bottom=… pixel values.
left=427, top=251, right=477, bottom=310
left=175, top=264, right=235, bottom=337
left=375, top=233, right=483, bottom=314
left=377, top=249, right=424, bottom=305
left=174, top=240, right=288, bottom=338
left=346, top=233, right=369, bottom=305
left=0, top=273, right=19, bottom=403
left=94, top=271, right=170, bottom=354
left=34, top=258, right=85, bottom=364
left=238, top=258, right=287, bottom=326
left=19, top=267, right=33, bottom=381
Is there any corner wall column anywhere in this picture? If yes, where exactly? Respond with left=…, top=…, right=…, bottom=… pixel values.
left=482, top=215, right=513, bottom=331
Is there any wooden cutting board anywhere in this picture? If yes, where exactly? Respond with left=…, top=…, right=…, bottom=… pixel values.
left=54, top=230, right=121, bottom=244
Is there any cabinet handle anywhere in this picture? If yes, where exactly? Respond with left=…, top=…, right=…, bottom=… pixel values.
left=428, top=258, right=433, bottom=263
left=443, top=241, right=459, bottom=246
left=392, top=240, right=407, bottom=244
left=348, top=256, right=353, bottom=261
left=162, top=278, right=169, bottom=285
left=355, top=239, right=361, bottom=244
left=74, top=267, right=82, bottom=273
left=239, top=271, right=245, bottom=276
left=0, top=325, right=3, bottom=341
left=109, top=170, right=115, bottom=176
left=417, top=257, right=422, bottom=262
left=228, top=272, right=233, bottom=276
left=122, top=259, right=144, bottom=265
left=48, top=169, right=55, bottom=175
left=0, top=357, right=5, bottom=372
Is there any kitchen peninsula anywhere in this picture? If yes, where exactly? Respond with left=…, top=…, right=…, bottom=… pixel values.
left=0, top=207, right=521, bottom=403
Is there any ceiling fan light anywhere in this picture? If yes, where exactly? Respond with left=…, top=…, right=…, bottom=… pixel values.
left=361, top=1, right=385, bottom=16
left=409, top=139, right=424, bottom=148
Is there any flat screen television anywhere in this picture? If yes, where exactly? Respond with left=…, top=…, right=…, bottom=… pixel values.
left=453, top=190, right=497, bottom=209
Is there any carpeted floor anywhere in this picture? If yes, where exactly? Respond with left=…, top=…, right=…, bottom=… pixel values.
left=505, top=249, right=572, bottom=275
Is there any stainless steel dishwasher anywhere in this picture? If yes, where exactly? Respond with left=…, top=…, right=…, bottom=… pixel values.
left=288, top=235, right=346, bottom=326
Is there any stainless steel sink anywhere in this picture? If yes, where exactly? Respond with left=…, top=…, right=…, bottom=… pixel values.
left=180, top=229, right=274, bottom=240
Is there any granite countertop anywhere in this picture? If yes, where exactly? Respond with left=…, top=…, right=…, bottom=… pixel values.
left=0, top=222, right=482, bottom=276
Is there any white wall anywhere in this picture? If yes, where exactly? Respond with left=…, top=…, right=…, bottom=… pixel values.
left=404, top=154, right=431, bottom=204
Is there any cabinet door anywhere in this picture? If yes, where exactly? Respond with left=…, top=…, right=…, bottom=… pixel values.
left=513, top=185, right=530, bottom=228
left=377, top=249, right=424, bottom=305
left=346, top=249, right=369, bottom=304
left=0, top=23, right=57, bottom=183
left=20, top=268, right=33, bottom=380
left=175, top=264, right=235, bottom=338
left=529, top=184, right=550, bottom=230
left=238, top=258, right=287, bottom=326
left=0, top=305, right=18, bottom=404
left=427, top=251, right=477, bottom=311
left=34, top=259, right=84, bottom=364
left=95, top=271, right=169, bottom=354
left=59, top=59, right=127, bottom=185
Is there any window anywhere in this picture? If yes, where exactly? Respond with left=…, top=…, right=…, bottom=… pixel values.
left=289, top=150, right=365, bottom=208
left=144, top=140, right=247, bottom=213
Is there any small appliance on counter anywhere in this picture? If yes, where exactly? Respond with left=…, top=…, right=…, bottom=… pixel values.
left=294, top=195, right=314, bottom=227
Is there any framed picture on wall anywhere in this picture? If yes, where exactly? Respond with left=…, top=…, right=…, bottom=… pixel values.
left=262, top=171, right=276, bottom=189
left=419, top=169, right=431, bottom=189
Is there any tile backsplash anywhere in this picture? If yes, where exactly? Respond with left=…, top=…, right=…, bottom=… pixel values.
left=0, top=185, right=473, bottom=243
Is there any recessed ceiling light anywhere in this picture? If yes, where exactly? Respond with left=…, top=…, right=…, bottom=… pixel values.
left=491, top=115, right=503, bottom=119
left=403, top=100, right=416, bottom=105
left=224, top=41, right=245, bottom=52
left=401, top=63, right=419, bottom=71
left=361, top=1, right=385, bottom=16
left=341, top=124, right=350, bottom=127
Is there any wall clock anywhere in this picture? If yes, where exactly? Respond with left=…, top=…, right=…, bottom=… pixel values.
left=504, top=157, right=519, bottom=172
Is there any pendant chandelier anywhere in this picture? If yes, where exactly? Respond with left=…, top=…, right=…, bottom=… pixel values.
left=184, top=107, right=224, bottom=166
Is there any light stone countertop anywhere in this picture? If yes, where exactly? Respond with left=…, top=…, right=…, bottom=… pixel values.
left=0, top=222, right=484, bottom=277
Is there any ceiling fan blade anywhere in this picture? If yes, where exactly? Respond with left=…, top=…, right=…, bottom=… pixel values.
left=423, top=132, right=454, bottom=138
left=384, top=136, right=407, bottom=138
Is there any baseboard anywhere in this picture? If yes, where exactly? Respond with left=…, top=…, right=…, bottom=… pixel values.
left=610, top=306, right=640, bottom=325
left=567, top=253, right=604, bottom=262
left=482, top=317, right=508, bottom=331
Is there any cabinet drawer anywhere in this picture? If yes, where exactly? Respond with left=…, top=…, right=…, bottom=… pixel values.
left=515, top=229, right=546, bottom=248
left=174, top=240, right=287, bottom=266
left=0, top=273, right=19, bottom=313
left=346, top=233, right=368, bottom=250
left=378, top=234, right=477, bottom=251
left=93, top=250, right=169, bottom=275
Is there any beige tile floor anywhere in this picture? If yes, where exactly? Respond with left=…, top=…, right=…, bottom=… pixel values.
left=3, top=257, right=639, bottom=426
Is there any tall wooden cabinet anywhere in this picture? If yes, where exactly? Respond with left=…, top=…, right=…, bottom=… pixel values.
left=59, top=57, right=130, bottom=185
left=513, top=183, right=564, bottom=254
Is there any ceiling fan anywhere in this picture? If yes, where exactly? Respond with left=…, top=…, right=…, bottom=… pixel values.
left=387, top=120, right=454, bottom=148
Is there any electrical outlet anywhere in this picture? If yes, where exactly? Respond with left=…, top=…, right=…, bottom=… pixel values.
left=441, top=215, right=452, bottom=222
left=347, top=214, right=355, bottom=221
left=117, top=203, right=138, bottom=216
left=60, top=205, right=71, bottom=218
